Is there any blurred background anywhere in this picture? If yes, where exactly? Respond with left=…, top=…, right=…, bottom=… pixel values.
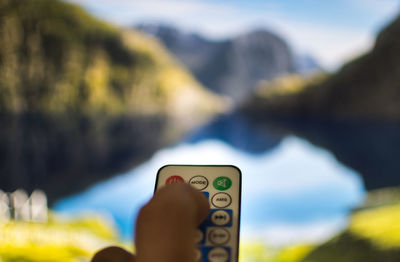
left=1, top=0, right=400, bottom=261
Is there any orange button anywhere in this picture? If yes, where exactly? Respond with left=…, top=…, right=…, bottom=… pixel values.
left=166, top=175, right=184, bottom=184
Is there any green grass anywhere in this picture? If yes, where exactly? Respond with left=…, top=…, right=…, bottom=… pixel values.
left=239, top=189, right=400, bottom=262
left=0, top=213, right=120, bottom=262
left=302, top=203, right=400, bottom=262
left=239, top=242, right=314, bottom=262
left=2, top=203, right=400, bottom=261
left=351, top=204, right=400, bottom=249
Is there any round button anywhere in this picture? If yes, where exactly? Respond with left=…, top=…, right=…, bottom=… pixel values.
left=195, top=248, right=202, bottom=261
left=211, top=193, right=232, bottom=208
left=208, top=228, right=230, bottom=245
left=166, top=175, right=184, bottom=184
left=211, top=210, right=230, bottom=226
left=195, top=229, right=204, bottom=243
left=207, top=247, right=229, bottom=262
left=189, top=175, right=208, bottom=190
left=213, top=176, right=232, bottom=191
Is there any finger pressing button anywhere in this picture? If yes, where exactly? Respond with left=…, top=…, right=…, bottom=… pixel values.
left=195, top=248, right=202, bottom=261
left=195, top=229, right=204, bottom=244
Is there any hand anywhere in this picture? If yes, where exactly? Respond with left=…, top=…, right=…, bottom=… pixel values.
left=92, top=183, right=210, bottom=262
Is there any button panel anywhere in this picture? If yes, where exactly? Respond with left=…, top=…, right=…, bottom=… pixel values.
left=156, top=166, right=240, bottom=262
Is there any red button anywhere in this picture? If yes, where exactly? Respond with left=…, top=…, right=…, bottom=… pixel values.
left=166, top=175, right=184, bottom=184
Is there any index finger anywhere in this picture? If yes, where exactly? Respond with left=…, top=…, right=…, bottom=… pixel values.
left=135, top=183, right=210, bottom=262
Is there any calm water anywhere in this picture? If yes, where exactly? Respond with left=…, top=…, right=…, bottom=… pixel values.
left=55, top=115, right=365, bottom=246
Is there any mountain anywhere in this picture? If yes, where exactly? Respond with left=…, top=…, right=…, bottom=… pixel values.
left=0, top=0, right=224, bottom=121
left=137, top=24, right=319, bottom=103
left=0, top=0, right=226, bottom=202
left=243, top=14, right=400, bottom=122
left=240, top=15, right=400, bottom=192
left=294, top=54, right=322, bottom=75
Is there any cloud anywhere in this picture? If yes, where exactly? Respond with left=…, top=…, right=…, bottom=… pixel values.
left=350, top=0, right=399, bottom=19
left=265, top=17, right=374, bottom=70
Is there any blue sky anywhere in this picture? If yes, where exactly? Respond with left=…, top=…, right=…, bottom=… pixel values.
left=66, top=0, right=399, bottom=70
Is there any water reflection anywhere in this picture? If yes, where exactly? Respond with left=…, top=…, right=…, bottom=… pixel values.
left=250, top=118, right=400, bottom=190
left=186, top=113, right=282, bottom=154
left=55, top=136, right=364, bottom=245
left=0, top=114, right=169, bottom=204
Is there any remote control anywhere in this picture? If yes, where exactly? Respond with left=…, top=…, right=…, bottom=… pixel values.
left=155, top=165, right=241, bottom=262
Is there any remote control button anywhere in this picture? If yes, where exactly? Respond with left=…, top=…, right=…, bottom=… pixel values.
left=189, top=175, right=208, bottom=190
left=211, top=193, right=232, bottom=208
left=195, top=229, right=204, bottom=243
left=195, top=248, right=202, bottom=261
left=213, top=176, right=232, bottom=191
left=208, top=228, right=230, bottom=245
left=208, top=247, right=229, bottom=262
left=211, top=210, right=230, bottom=226
left=166, top=175, right=184, bottom=184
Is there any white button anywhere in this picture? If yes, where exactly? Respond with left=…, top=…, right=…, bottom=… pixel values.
left=208, top=247, right=229, bottom=262
left=211, top=193, right=232, bottom=208
left=195, top=248, right=202, bottom=261
left=189, top=176, right=208, bottom=190
left=195, top=229, right=204, bottom=243
left=208, top=228, right=230, bottom=245
left=211, top=210, right=230, bottom=226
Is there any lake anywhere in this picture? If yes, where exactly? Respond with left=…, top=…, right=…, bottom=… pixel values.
left=54, top=114, right=368, bottom=246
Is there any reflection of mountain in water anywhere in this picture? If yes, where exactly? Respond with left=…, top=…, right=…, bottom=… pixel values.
left=185, top=113, right=400, bottom=191
left=243, top=116, right=400, bottom=191
left=277, top=119, right=400, bottom=191
left=186, top=113, right=282, bottom=154
left=0, top=114, right=168, bottom=204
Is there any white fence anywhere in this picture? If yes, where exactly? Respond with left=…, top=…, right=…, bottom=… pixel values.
left=0, top=189, right=48, bottom=222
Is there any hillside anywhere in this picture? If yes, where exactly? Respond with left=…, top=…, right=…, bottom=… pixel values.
left=0, top=0, right=226, bottom=202
left=243, top=14, right=400, bottom=122
left=238, top=188, right=400, bottom=262
left=138, top=24, right=312, bottom=103
left=302, top=188, right=400, bottom=262
left=0, top=0, right=224, bottom=119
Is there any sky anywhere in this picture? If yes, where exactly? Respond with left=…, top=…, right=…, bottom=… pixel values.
left=66, top=0, right=400, bottom=70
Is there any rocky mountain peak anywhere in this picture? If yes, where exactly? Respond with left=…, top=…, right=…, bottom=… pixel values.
left=137, top=23, right=320, bottom=103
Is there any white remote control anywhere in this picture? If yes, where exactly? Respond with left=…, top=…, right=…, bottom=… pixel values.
left=155, top=165, right=242, bottom=262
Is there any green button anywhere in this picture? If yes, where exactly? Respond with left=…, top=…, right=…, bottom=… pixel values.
left=213, top=176, right=232, bottom=191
